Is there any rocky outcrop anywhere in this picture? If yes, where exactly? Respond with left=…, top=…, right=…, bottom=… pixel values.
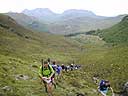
left=122, top=82, right=128, bottom=96
left=15, top=74, right=29, bottom=80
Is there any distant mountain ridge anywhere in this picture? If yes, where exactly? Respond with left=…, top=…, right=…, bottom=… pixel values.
left=22, top=8, right=59, bottom=22
left=62, top=9, right=97, bottom=18
left=7, top=8, right=126, bottom=34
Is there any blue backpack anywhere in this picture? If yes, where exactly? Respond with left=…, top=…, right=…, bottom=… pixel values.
left=99, top=80, right=105, bottom=86
left=99, top=80, right=109, bottom=91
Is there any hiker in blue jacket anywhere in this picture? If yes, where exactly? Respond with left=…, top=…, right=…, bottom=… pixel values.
left=98, top=80, right=114, bottom=96
left=56, top=65, right=62, bottom=80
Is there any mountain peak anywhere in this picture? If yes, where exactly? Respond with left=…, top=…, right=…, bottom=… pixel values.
left=62, top=9, right=96, bottom=17
left=22, top=8, right=56, bottom=16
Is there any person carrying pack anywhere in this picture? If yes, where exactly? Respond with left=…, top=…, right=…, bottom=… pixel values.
left=38, top=59, right=55, bottom=96
left=98, top=80, right=114, bottom=96
left=51, top=61, right=57, bottom=71
left=56, top=65, right=62, bottom=80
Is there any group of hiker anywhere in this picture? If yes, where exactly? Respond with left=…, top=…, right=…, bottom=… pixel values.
left=61, top=63, right=81, bottom=72
left=38, top=58, right=114, bottom=96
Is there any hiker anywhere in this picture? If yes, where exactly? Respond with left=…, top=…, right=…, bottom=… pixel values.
left=61, top=64, right=65, bottom=70
left=98, top=80, right=114, bottom=96
left=38, top=60, right=55, bottom=96
left=51, top=61, right=60, bottom=78
left=70, top=63, right=74, bottom=71
left=51, top=61, right=57, bottom=71
left=56, top=65, right=62, bottom=80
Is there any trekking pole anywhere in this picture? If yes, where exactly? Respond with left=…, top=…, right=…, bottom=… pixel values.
left=41, top=59, right=44, bottom=64
left=41, top=59, right=44, bottom=69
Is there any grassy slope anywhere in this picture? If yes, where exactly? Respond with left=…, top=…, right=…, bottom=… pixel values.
left=1, top=13, right=127, bottom=96
left=78, top=45, right=128, bottom=92
left=96, top=15, right=128, bottom=45
left=78, top=15, right=128, bottom=93
left=0, top=14, right=81, bottom=61
left=0, top=14, right=91, bottom=96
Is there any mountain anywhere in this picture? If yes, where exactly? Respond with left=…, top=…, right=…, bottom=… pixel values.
left=22, top=8, right=59, bottom=22
left=96, top=15, right=128, bottom=45
left=6, top=12, right=49, bottom=32
left=61, top=9, right=97, bottom=19
left=22, top=8, right=126, bottom=34
left=48, top=16, right=122, bottom=34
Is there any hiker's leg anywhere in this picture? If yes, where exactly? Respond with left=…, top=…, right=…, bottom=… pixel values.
left=52, top=77, right=56, bottom=89
left=43, top=81, right=48, bottom=93
left=51, top=75, right=56, bottom=89
left=47, top=83, right=53, bottom=96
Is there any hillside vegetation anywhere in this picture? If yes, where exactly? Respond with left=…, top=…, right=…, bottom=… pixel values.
left=77, top=15, right=128, bottom=94
left=0, top=14, right=93, bottom=96
left=0, top=13, right=128, bottom=96
left=95, top=15, right=128, bottom=45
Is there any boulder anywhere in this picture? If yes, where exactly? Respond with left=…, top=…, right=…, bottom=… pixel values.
left=1, top=86, right=12, bottom=91
left=15, top=74, right=29, bottom=80
left=122, top=82, right=128, bottom=96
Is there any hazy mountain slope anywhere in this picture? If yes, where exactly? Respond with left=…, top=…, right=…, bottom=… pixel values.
left=22, top=8, right=59, bottom=22
left=60, top=9, right=98, bottom=19
left=22, top=8, right=125, bottom=34
left=48, top=14, right=125, bottom=34
left=6, top=12, right=49, bottom=32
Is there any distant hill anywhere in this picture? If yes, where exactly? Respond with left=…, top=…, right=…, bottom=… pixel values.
left=61, top=9, right=97, bottom=19
left=0, top=13, right=80, bottom=59
left=96, top=15, right=128, bottom=45
left=6, top=12, right=49, bottom=32
left=22, top=8, right=126, bottom=34
left=0, top=13, right=33, bottom=37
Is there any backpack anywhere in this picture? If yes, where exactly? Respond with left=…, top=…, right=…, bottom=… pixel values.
left=99, top=80, right=105, bottom=87
left=42, top=65, right=52, bottom=76
left=51, top=64, right=57, bottom=71
left=99, top=80, right=110, bottom=91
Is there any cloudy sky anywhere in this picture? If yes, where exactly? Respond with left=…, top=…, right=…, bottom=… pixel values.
left=0, top=0, right=128, bottom=16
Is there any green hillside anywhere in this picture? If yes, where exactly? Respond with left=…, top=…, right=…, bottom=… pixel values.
left=1, top=14, right=93, bottom=96
left=77, top=15, right=128, bottom=94
left=96, top=15, right=128, bottom=45
left=0, top=14, right=81, bottom=61
left=1, top=13, right=128, bottom=96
